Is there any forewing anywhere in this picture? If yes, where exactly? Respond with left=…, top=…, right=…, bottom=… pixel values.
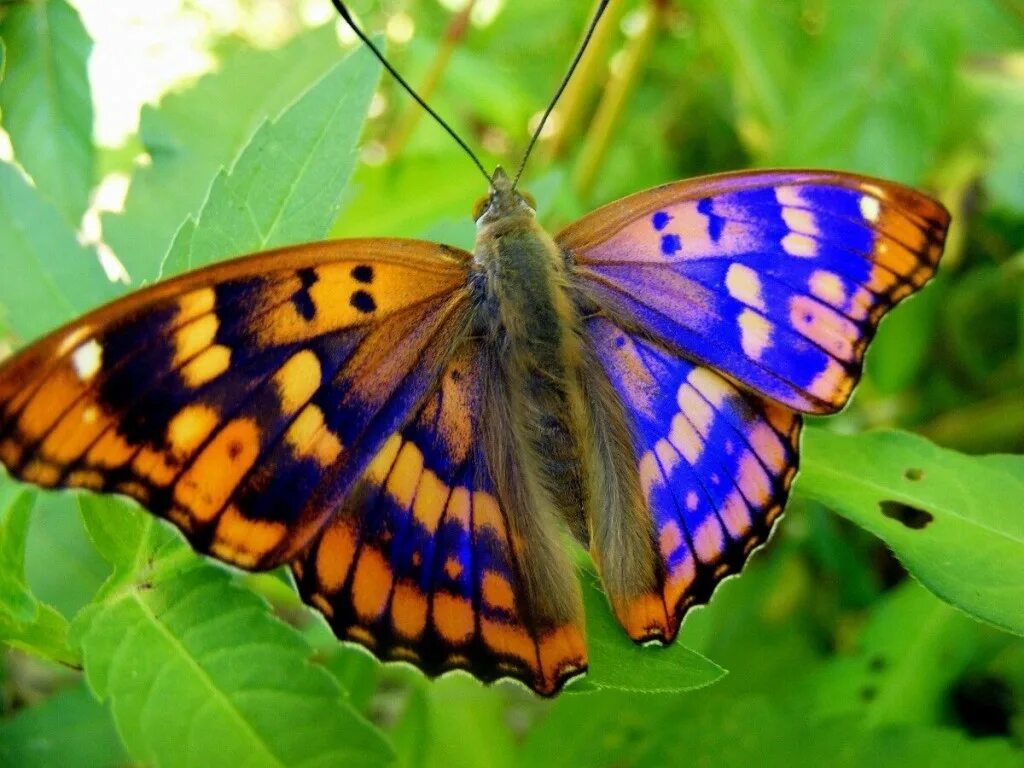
left=0, top=239, right=472, bottom=569
left=560, top=170, right=949, bottom=413
left=588, top=317, right=800, bottom=640
left=292, top=342, right=587, bottom=696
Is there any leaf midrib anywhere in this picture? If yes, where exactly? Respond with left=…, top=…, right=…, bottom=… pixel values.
left=124, top=583, right=287, bottom=768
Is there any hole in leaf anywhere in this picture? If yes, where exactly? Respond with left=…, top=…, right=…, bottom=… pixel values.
left=951, top=675, right=1015, bottom=737
left=879, top=500, right=934, bottom=530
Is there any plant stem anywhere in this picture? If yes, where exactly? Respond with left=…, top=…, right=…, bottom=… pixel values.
left=572, top=0, right=665, bottom=199
left=547, top=0, right=627, bottom=160
left=384, top=0, right=476, bottom=157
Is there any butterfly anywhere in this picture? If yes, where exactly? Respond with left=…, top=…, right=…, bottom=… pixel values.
left=0, top=159, right=948, bottom=695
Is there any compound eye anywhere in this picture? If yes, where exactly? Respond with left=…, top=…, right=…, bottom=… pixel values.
left=472, top=195, right=490, bottom=221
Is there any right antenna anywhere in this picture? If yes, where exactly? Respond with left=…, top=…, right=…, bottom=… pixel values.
left=512, top=0, right=612, bottom=191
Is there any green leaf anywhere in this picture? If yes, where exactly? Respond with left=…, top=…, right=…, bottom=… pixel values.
left=0, top=487, right=76, bottom=665
left=804, top=582, right=983, bottom=727
left=75, top=495, right=187, bottom=602
left=102, top=25, right=359, bottom=282
left=181, top=44, right=380, bottom=271
left=0, top=162, right=117, bottom=340
left=798, top=428, right=1024, bottom=637
left=0, top=0, right=95, bottom=224
left=0, top=488, right=37, bottom=622
left=23, top=494, right=111, bottom=619
left=970, top=60, right=1024, bottom=214
left=635, top=694, right=1024, bottom=768
left=579, top=571, right=726, bottom=693
left=400, top=675, right=516, bottom=768
left=331, top=152, right=484, bottom=242
left=0, top=683, right=129, bottom=768
left=74, top=497, right=393, bottom=767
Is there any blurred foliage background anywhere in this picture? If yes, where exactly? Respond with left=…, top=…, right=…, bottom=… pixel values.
left=0, top=0, right=1022, bottom=765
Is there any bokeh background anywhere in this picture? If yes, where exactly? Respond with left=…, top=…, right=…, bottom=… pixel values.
left=1, top=0, right=1022, bottom=765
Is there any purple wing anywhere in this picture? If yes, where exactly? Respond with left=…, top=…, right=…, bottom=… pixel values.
left=587, top=317, right=801, bottom=638
left=560, top=170, right=950, bottom=413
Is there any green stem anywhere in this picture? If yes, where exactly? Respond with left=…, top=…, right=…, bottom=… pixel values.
left=384, top=0, right=476, bottom=157
left=572, top=0, right=665, bottom=199
left=547, top=0, right=627, bottom=160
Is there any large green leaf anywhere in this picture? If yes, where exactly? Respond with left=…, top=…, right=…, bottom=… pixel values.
left=0, top=162, right=117, bottom=341
left=0, top=683, right=129, bottom=768
left=0, top=0, right=94, bottom=225
left=103, top=25, right=356, bottom=282
left=74, top=497, right=394, bottom=768
left=798, top=428, right=1024, bottom=636
left=180, top=44, right=380, bottom=271
left=0, top=488, right=75, bottom=665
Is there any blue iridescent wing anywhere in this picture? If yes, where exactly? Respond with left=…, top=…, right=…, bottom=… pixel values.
left=560, top=170, right=950, bottom=413
left=587, top=317, right=800, bottom=640
left=0, top=239, right=473, bottom=569
left=292, top=342, right=587, bottom=696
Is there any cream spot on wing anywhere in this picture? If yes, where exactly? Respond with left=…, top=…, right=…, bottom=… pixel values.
left=71, top=339, right=103, bottom=381
left=781, top=233, right=818, bottom=257
left=775, top=186, right=804, bottom=207
left=685, top=491, right=699, bottom=511
left=809, top=270, right=846, bottom=307
left=725, top=263, right=766, bottom=310
left=82, top=406, right=98, bottom=424
left=738, top=309, right=772, bottom=360
left=860, top=195, right=881, bottom=222
left=782, top=207, right=818, bottom=235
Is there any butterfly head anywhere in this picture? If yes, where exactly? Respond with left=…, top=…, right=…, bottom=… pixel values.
left=473, top=167, right=537, bottom=227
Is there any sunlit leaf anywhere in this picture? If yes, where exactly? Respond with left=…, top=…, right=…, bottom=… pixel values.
left=0, top=0, right=94, bottom=224
left=103, top=25, right=357, bottom=282
left=0, top=162, right=117, bottom=340
left=798, top=429, right=1024, bottom=636
left=181, top=44, right=380, bottom=270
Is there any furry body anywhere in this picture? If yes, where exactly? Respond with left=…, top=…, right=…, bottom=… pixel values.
left=470, top=169, right=659, bottom=631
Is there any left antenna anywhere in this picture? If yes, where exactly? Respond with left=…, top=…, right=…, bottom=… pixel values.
left=329, top=0, right=492, bottom=186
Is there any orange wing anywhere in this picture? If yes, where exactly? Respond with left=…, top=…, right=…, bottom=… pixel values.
left=0, top=239, right=472, bottom=569
left=292, top=342, right=587, bottom=696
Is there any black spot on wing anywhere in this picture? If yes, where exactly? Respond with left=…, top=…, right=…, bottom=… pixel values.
left=352, top=265, right=374, bottom=283
left=291, top=267, right=319, bottom=321
left=351, top=290, right=376, bottom=313
left=880, top=500, right=933, bottom=529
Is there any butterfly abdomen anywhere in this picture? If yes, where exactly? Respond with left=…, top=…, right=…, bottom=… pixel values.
left=472, top=207, right=592, bottom=627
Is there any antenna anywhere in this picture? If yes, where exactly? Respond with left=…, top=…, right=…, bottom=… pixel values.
left=329, top=0, right=492, bottom=186
left=512, top=0, right=610, bottom=190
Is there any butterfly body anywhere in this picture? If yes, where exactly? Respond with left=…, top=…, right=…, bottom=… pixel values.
left=0, top=167, right=949, bottom=696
